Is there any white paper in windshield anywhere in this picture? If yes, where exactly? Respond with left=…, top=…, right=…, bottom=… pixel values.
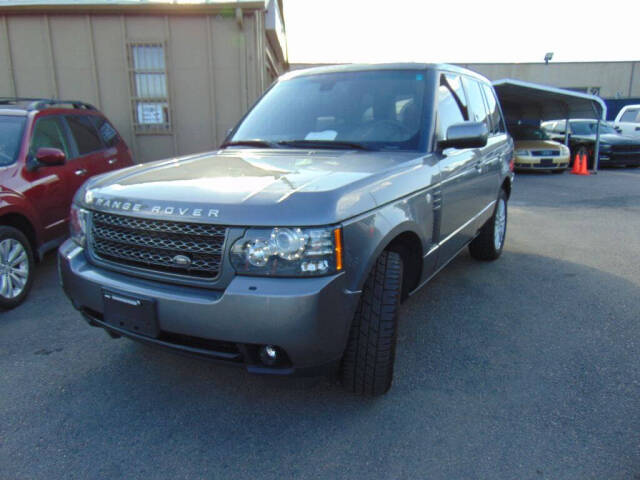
left=305, top=130, right=338, bottom=140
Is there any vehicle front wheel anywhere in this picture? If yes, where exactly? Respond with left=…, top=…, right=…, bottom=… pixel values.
left=469, top=189, right=507, bottom=261
left=0, top=226, right=35, bottom=310
left=340, top=250, right=403, bottom=396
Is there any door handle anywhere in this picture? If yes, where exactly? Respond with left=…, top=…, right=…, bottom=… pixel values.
left=74, top=168, right=88, bottom=176
left=108, top=158, right=118, bottom=165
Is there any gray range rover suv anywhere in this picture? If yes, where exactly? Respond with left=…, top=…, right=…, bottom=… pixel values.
left=59, top=64, right=513, bottom=395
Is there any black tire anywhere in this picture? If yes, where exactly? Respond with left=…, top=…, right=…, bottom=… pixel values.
left=469, top=189, right=507, bottom=261
left=340, top=250, right=403, bottom=396
left=551, top=169, right=565, bottom=174
left=0, top=226, right=35, bottom=310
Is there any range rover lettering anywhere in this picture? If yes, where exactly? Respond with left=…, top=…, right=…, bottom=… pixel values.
left=59, top=64, right=514, bottom=396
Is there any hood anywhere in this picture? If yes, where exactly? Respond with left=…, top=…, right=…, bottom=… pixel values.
left=572, top=133, right=640, bottom=145
left=515, top=140, right=564, bottom=150
left=83, top=149, right=425, bottom=226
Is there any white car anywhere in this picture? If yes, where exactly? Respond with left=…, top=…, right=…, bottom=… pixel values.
left=613, top=105, right=640, bottom=139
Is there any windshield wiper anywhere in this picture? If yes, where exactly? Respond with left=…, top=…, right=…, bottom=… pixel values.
left=277, top=140, right=371, bottom=150
left=220, top=140, right=279, bottom=149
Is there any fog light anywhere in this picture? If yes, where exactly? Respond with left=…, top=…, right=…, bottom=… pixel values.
left=259, top=345, right=279, bottom=366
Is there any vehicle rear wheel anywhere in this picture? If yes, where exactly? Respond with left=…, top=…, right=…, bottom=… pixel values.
left=340, top=250, right=402, bottom=396
left=0, top=226, right=35, bottom=310
left=469, top=189, right=507, bottom=261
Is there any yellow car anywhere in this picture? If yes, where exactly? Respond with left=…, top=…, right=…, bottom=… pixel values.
left=510, top=124, right=570, bottom=172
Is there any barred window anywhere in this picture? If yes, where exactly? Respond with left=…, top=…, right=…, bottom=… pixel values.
left=128, top=43, right=171, bottom=133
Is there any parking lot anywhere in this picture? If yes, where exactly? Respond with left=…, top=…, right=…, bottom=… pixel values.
left=1, top=168, right=639, bottom=479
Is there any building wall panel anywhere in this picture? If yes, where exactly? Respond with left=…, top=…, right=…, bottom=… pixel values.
left=6, top=15, right=53, bottom=97
left=49, top=16, right=95, bottom=104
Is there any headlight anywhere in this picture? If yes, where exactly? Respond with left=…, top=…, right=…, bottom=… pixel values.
left=515, top=149, right=530, bottom=156
left=230, top=226, right=343, bottom=277
left=70, top=204, right=88, bottom=246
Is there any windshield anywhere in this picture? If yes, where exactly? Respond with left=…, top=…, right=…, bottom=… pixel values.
left=570, top=121, right=616, bottom=136
left=510, top=125, right=550, bottom=141
left=0, top=115, right=26, bottom=166
left=230, top=70, right=427, bottom=151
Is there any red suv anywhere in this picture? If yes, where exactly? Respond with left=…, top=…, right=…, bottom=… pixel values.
left=0, top=98, right=134, bottom=309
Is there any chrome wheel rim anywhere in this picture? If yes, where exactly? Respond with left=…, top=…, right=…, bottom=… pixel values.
left=494, top=199, right=506, bottom=251
left=0, top=238, right=29, bottom=299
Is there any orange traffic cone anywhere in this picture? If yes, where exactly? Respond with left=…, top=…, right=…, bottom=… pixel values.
left=577, top=152, right=590, bottom=176
left=571, top=153, right=581, bottom=174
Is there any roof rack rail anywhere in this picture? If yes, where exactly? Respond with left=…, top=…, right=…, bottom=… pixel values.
left=0, top=97, right=97, bottom=111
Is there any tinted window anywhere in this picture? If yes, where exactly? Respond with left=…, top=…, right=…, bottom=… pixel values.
left=0, top=115, right=26, bottom=166
left=436, top=74, right=468, bottom=140
left=66, top=116, right=104, bottom=155
left=570, top=121, right=616, bottom=135
left=231, top=70, right=427, bottom=151
left=30, top=116, right=70, bottom=157
left=510, top=125, right=550, bottom=141
left=91, top=116, right=120, bottom=148
left=481, top=84, right=505, bottom=135
left=620, top=109, right=639, bottom=122
left=462, top=77, right=489, bottom=126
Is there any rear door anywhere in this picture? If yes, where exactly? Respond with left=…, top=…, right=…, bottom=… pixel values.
left=90, top=115, right=133, bottom=172
left=478, top=81, right=509, bottom=206
left=63, top=115, right=109, bottom=178
left=435, top=73, right=481, bottom=266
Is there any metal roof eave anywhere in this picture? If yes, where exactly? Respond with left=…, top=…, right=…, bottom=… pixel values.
left=492, top=78, right=607, bottom=121
left=0, top=1, right=267, bottom=15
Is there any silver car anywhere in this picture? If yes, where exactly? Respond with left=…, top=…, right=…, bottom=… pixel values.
left=59, top=64, right=514, bottom=395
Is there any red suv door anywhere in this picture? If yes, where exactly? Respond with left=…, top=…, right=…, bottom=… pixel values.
left=22, top=114, right=88, bottom=242
left=64, top=114, right=133, bottom=178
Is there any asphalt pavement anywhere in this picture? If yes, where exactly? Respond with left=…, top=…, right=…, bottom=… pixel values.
left=1, top=168, right=639, bottom=480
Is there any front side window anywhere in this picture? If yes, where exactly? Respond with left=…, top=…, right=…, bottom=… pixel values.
left=436, top=74, right=468, bottom=141
left=128, top=43, right=171, bottom=133
left=0, top=115, right=26, bottom=166
left=481, top=84, right=506, bottom=135
left=66, top=116, right=103, bottom=155
left=230, top=70, right=428, bottom=151
left=30, top=116, right=70, bottom=157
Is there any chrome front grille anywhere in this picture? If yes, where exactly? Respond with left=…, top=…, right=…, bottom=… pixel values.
left=89, top=211, right=227, bottom=279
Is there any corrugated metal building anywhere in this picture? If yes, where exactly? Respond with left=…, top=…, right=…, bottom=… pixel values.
left=0, top=0, right=288, bottom=162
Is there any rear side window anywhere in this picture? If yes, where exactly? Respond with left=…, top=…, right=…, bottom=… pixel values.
left=66, top=115, right=104, bottom=155
left=620, top=109, right=639, bottom=122
left=436, top=74, right=468, bottom=140
left=481, top=84, right=506, bottom=135
left=92, top=116, right=120, bottom=148
left=30, top=116, right=70, bottom=157
left=462, top=77, right=489, bottom=127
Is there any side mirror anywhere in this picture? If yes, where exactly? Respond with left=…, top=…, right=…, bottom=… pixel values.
left=439, top=121, right=488, bottom=150
left=35, top=147, right=66, bottom=166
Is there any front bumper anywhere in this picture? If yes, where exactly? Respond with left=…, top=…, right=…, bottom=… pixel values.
left=514, top=154, right=569, bottom=170
left=58, top=239, right=360, bottom=375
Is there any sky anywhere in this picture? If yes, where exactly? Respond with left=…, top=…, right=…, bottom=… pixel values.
left=283, top=0, right=639, bottom=64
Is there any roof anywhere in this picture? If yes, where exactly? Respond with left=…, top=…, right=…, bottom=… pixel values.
left=283, top=63, right=491, bottom=83
left=492, top=79, right=606, bottom=121
left=0, top=0, right=268, bottom=14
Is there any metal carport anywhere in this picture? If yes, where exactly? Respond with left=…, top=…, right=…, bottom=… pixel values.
left=492, top=79, right=607, bottom=171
